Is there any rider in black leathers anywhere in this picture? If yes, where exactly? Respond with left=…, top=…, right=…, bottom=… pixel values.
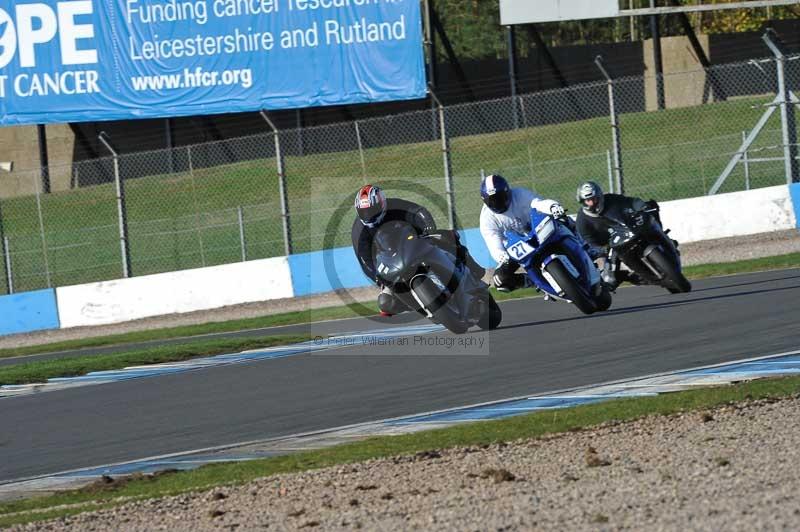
left=575, top=181, right=679, bottom=289
left=351, top=184, right=484, bottom=315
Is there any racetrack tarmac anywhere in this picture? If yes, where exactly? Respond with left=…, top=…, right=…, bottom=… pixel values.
left=1, top=269, right=799, bottom=483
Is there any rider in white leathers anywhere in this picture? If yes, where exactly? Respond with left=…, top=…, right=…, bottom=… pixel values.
left=479, top=174, right=565, bottom=292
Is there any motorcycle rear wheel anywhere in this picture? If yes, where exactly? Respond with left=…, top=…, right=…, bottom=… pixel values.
left=648, top=248, right=692, bottom=293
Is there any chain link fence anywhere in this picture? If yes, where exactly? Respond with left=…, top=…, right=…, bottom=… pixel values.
left=1, top=46, right=798, bottom=295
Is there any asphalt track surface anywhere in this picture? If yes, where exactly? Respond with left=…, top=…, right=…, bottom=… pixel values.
left=2, top=269, right=800, bottom=483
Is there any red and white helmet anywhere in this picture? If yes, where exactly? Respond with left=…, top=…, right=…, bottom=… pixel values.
left=354, top=184, right=387, bottom=228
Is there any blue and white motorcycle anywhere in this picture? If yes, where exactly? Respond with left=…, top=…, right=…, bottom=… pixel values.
left=504, top=210, right=612, bottom=315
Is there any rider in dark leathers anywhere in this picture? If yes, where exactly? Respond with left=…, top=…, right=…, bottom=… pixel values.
left=351, top=184, right=484, bottom=315
left=575, top=181, right=679, bottom=289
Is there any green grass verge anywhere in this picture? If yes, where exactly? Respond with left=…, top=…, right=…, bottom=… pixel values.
left=0, top=335, right=310, bottom=386
left=0, top=305, right=369, bottom=360
left=2, top=374, right=799, bottom=527
left=682, top=252, right=800, bottom=279
left=3, top=251, right=797, bottom=361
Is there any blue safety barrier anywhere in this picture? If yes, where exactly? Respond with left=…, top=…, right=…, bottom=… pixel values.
left=0, top=289, right=60, bottom=336
left=790, top=183, right=800, bottom=230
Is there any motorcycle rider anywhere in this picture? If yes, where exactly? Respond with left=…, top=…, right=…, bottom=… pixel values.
left=479, top=174, right=567, bottom=292
left=352, top=184, right=485, bottom=316
left=575, top=181, right=679, bottom=289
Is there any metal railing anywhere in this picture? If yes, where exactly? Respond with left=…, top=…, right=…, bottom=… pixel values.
left=0, top=32, right=797, bottom=295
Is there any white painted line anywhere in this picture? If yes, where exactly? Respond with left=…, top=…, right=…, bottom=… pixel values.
left=0, top=324, right=445, bottom=399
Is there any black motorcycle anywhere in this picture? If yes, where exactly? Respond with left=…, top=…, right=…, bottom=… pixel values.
left=606, top=206, right=691, bottom=294
left=372, top=221, right=501, bottom=334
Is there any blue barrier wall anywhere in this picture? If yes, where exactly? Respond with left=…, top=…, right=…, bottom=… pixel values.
left=289, top=247, right=372, bottom=297
left=459, top=228, right=494, bottom=267
left=0, top=289, right=61, bottom=336
left=790, top=183, right=800, bottom=229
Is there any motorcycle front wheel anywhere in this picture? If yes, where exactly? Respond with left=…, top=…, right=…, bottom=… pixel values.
left=477, top=293, right=503, bottom=330
left=593, top=283, right=613, bottom=311
left=410, top=276, right=469, bottom=334
left=545, top=260, right=597, bottom=315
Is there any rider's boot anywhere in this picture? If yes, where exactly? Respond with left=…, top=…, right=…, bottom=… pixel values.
left=495, top=273, right=529, bottom=293
left=601, top=262, right=620, bottom=291
left=377, top=289, right=409, bottom=317
left=616, top=270, right=644, bottom=286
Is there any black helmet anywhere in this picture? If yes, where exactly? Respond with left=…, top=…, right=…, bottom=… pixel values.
left=576, top=181, right=604, bottom=215
left=480, top=174, right=512, bottom=214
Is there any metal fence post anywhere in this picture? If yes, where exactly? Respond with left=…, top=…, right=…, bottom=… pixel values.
left=37, top=125, right=51, bottom=194
left=606, top=150, right=615, bottom=193
left=237, top=206, right=247, bottom=262
left=0, top=199, right=6, bottom=294
left=34, top=180, right=52, bottom=287
left=507, top=25, right=520, bottom=130
left=742, top=131, right=751, bottom=190
left=595, top=56, right=625, bottom=194
left=763, top=30, right=799, bottom=184
left=260, top=111, right=293, bottom=256
left=187, top=144, right=194, bottom=176
left=649, top=0, right=665, bottom=111
left=429, top=88, right=456, bottom=230
left=187, top=146, right=206, bottom=268
left=355, top=121, right=368, bottom=183
left=3, top=236, right=12, bottom=294
left=99, top=132, right=132, bottom=278
left=165, top=118, right=175, bottom=173
left=518, top=95, right=527, bottom=129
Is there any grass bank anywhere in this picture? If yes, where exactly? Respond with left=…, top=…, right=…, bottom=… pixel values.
left=0, top=335, right=310, bottom=386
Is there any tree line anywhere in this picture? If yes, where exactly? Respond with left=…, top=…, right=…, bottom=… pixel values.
left=434, top=0, right=799, bottom=60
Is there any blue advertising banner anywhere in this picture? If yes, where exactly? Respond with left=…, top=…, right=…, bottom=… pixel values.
left=0, top=0, right=425, bottom=125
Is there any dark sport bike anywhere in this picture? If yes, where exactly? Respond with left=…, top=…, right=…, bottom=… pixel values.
left=606, top=205, right=691, bottom=294
left=372, top=221, right=501, bottom=334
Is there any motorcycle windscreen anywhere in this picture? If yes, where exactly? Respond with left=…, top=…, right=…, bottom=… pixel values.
left=608, top=227, right=636, bottom=248
left=372, top=221, right=418, bottom=283
left=373, top=221, right=417, bottom=251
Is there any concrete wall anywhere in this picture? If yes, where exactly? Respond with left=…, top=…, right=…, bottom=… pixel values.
left=2, top=184, right=799, bottom=336
left=644, top=34, right=712, bottom=111
left=56, top=256, right=293, bottom=328
left=661, top=185, right=795, bottom=243
left=291, top=186, right=797, bottom=299
left=0, top=124, right=77, bottom=198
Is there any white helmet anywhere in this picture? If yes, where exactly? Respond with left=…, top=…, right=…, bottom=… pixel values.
left=577, top=181, right=604, bottom=215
